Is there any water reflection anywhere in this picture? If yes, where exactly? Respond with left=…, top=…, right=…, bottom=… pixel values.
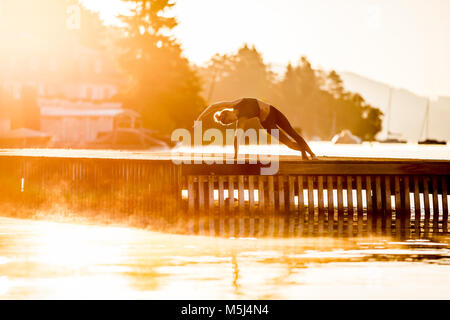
left=0, top=217, right=449, bottom=299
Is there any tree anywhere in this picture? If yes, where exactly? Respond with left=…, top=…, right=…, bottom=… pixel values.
left=273, top=57, right=383, bottom=140
left=198, top=44, right=275, bottom=103
left=275, top=57, right=327, bottom=138
left=118, top=0, right=204, bottom=133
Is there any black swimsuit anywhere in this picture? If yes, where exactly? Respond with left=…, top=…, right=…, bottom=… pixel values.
left=233, top=98, right=279, bottom=124
left=233, top=98, right=260, bottom=119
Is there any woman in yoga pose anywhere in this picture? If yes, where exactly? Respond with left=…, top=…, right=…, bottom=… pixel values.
left=196, top=97, right=317, bottom=160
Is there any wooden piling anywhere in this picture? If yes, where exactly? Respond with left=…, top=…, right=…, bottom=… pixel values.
left=297, top=175, right=305, bottom=236
left=337, top=176, right=344, bottom=235
left=442, top=177, right=448, bottom=233
left=384, top=176, right=392, bottom=236
left=307, top=176, right=315, bottom=235
left=423, top=176, right=431, bottom=237
left=317, top=176, right=325, bottom=235
left=327, top=176, right=334, bottom=235
left=356, top=176, right=364, bottom=234
left=365, top=176, right=373, bottom=234
left=413, top=176, right=421, bottom=236
left=431, top=176, right=439, bottom=233
left=346, top=176, right=354, bottom=237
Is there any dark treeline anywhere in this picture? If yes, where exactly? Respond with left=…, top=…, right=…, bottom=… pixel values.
left=0, top=0, right=383, bottom=141
left=118, top=0, right=204, bottom=133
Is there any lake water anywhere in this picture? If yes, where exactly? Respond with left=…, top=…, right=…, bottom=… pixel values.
left=0, top=217, right=449, bottom=299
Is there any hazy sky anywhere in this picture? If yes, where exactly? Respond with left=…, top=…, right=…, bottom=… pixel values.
left=80, top=0, right=450, bottom=98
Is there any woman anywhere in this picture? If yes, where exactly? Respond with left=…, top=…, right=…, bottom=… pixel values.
left=196, top=97, right=317, bottom=160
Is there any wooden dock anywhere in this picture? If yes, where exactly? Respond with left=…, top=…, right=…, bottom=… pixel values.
left=0, top=150, right=448, bottom=238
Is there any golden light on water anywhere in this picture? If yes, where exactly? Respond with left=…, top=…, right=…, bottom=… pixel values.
left=0, top=217, right=449, bottom=299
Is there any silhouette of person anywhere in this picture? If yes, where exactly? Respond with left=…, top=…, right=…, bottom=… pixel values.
left=196, top=98, right=317, bottom=160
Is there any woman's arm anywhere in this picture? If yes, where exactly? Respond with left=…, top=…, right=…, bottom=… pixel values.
left=195, top=98, right=242, bottom=123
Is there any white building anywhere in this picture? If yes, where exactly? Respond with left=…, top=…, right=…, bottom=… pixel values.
left=39, top=99, right=140, bottom=146
left=0, top=43, right=136, bottom=146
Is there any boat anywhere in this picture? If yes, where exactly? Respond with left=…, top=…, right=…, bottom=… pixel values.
left=418, top=139, right=446, bottom=145
left=379, top=137, right=407, bottom=144
left=332, top=130, right=362, bottom=144
left=0, top=128, right=52, bottom=148
left=418, top=98, right=447, bottom=145
left=378, top=87, right=407, bottom=144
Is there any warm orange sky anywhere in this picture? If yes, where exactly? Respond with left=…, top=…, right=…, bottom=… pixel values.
left=80, top=0, right=450, bottom=98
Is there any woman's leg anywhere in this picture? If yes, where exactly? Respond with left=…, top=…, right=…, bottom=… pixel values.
left=276, top=128, right=310, bottom=160
left=261, top=119, right=310, bottom=160
left=272, top=109, right=316, bottom=158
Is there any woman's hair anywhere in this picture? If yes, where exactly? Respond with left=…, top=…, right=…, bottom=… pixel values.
left=213, top=108, right=234, bottom=125
left=213, top=111, right=222, bottom=124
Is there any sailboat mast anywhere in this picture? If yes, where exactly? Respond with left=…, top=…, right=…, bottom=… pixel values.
left=425, top=98, right=430, bottom=139
left=386, top=87, right=393, bottom=138
left=420, top=98, right=430, bottom=140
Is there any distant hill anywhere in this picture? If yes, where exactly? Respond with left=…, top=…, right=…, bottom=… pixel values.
left=339, top=72, right=450, bottom=142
